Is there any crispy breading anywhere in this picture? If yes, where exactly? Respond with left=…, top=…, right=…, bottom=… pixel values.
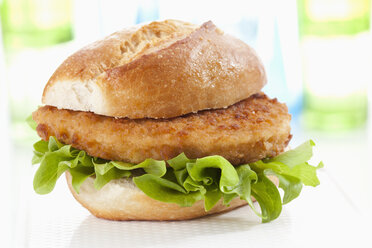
left=33, top=93, right=291, bottom=165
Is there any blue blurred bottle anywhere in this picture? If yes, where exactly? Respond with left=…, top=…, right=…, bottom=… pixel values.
left=136, top=0, right=159, bottom=24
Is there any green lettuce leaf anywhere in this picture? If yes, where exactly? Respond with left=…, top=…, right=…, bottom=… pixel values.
left=276, top=174, right=302, bottom=205
left=251, top=173, right=282, bottom=223
left=222, top=164, right=259, bottom=216
left=92, top=158, right=166, bottom=190
left=186, top=156, right=240, bottom=211
left=26, top=114, right=37, bottom=130
left=204, top=186, right=222, bottom=211
left=31, top=136, right=322, bottom=223
left=269, top=140, right=315, bottom=168
left=112, top=159, right=166, bottom=177
left=133, top=174, right=204, bottom=207
left=33, top=137, right=168, bottom=193
left=250, top=140, right=323, bottom=204
left=69, top=165, right=95, bottom=193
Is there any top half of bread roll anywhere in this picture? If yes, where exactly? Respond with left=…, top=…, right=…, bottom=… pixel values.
left=42, top=20, right=267, bottom=119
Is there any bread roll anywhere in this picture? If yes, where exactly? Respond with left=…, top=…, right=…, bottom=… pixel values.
left=66, top=172, right=278, bottom=221
left=43, top=20, right=266, bottom=119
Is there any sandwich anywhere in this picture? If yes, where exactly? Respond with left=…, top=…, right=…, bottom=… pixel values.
left=29, top=20, right=322, bottom=222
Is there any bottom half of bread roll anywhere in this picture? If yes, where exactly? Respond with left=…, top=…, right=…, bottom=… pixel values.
left=66, top=172, right=279, bottom=221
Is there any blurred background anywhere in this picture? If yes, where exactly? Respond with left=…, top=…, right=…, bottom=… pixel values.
left=0, top=0, right=371, bottom=247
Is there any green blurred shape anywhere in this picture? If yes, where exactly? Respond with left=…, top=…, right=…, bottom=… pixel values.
left=298, top=0, right=370, bottom=36
left=0, top=0, right=73, bottom=145
left=298, top=0, right=370, bottom=130
left=0, top=0, right=73, bottom=51
left=302, top=91, right=368, bottom=130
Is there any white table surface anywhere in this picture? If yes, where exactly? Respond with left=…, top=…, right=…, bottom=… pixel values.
left=3, top=121, right=371, bottom=248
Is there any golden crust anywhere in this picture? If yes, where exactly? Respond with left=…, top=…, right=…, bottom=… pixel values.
left=33, top=93, right=291, bottom=165
left=66, top=172, right=279, bottom=221
left=42, top=20, right=266, bottom=119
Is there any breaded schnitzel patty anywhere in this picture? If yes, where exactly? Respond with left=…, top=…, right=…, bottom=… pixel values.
left=33, top=93, right=291, bottom=165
